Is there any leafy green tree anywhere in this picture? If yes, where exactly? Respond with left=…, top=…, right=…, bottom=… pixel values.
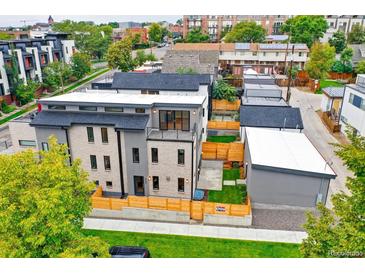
left=108, top=22, right=119, bottom=28
left=148, top=23, right=163, bottom=43
left=281, top=16, right=328, bottom=48
left=212, top=80, right=237, bottom=102
left=329, top=31, right=347, bottom=53
left=134, top=50, right=147, bottom=66
left=224, top=22, right=266, bottom=43
left=176, top=19, right=183, bottom=25
left=14, top=81, right=39, bottom=106
left=220, top=25, right=232, bottom=40
left=43, top=61, right=72, bottom=93
left=305, top=42, right=336, bottom=79
left=176, top=67, right=198, bottom=74
left=0, top=136, right=110, bottom=258
left=301, top=128, right=365, bottom=258
left=347, top=24, right=365, bottom=44
left=0, top=32, right=15, bottom=40
left=355, top=60, right=365, bottom=74
left=71, top=52, right=91, bottom=80
left=340, top=47, right=353, bottom=67
left=106, top=38, right=135, bottom=72
left=186, top=28, right=210, bottom=43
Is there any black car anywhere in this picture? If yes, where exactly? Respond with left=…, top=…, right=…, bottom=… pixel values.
left=109, top=246, right=150, bottom=258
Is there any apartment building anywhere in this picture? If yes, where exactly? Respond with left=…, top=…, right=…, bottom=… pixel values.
left=339, top=74, right=365, bottom=136
left=322, top=15, right=365, bottom=42
left=9, top=91, right=206, bottom=200
left=183, top=15, right=288, bottom=42
left=172, top=43, right=309, bottom=75
left=0, top=33, right=75, bottom=103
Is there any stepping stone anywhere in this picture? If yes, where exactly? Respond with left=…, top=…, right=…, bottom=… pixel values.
left=223, top=180, right=236, bottom=186
left=236, top=179, right=246, bottom=185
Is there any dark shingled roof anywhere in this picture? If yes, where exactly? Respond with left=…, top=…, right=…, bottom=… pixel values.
left=30, top=111, right=149, bottom=130
left=111, top=72, right=211, bottom=91
left=240, top=106, right=304, bottom=129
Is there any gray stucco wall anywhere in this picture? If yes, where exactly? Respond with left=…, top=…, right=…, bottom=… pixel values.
left=35, top=127, right=67, bottom=149
left=245, top=143, right=330, bottom=208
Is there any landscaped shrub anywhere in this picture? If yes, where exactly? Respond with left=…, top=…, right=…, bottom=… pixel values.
left=1, top=102, right=16, bottom=114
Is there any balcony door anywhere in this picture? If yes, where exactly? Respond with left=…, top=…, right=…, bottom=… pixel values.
left=159, top=110, right=190, bottom=131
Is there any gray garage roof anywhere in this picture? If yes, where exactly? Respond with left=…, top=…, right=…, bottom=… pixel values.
left=111, top=72, right=211, bottom=91
left=322, top=87, right=345, bottom=98
left=30, top=111, right=149, bottom=130
left=240, top=106, right=304, bottom=129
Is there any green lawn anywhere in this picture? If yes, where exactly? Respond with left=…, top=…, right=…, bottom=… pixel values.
left=316, top=79, right=344, bottom=94
left=207, top=135, right=237, bottom=143
left=83, top=229, right=301, bottom=258
left=208, top=169, right=246, bottom=204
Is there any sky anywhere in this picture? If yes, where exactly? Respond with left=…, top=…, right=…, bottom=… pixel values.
left=0, top=15, right=182, bottom=27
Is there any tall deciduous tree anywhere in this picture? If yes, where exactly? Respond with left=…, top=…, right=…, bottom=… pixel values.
left=301, top=128, right=365, bottom=258
left=71, top=52, right=91, bottom=80
left=329, top=31, right=347, bottom=53
left=43, top=61, right=72, bottom=92
left=0, top=136, right=110, bottom=258
left=281, top=16, right=328, bottom=48
left=106, top=38, right=135, bottom=72
left=148, top=23, right=163, bottom=43
left=305, top=42, right=336, bottom=79
left=186, top=28, right=210, bottom=43
left=224, top=22, right=266, bottom=43
left=347, top=24, right=365, bottom=44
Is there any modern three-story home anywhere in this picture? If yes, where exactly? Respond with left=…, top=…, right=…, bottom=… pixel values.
left=9, top=90, right=207, bottom=200
left=0, top=32, right=75, bottom=103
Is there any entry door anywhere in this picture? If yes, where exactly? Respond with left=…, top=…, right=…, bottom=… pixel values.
left=134, top=176, right=145, bottom=196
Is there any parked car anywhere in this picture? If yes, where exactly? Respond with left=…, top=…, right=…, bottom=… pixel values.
left=109, top=246, right=150, bottom=258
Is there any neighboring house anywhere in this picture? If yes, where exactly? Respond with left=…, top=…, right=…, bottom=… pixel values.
left=239, top=105, right=303, bottom=141
left=91, top=72, right=213, bottom=140
left=244, top=127, right=336, bottom=208
left=348, top=44, right=365, bottom=68
left=9, top=91, right=206, bottom=200
left=321, top=15, right=365, bottom=42
left=169, top=24, right=183, bottom=38
left=241, top=96, right=288, bottom=107
left=320, top=87, right=345, bottom=131
left=0, top=33, right=75, bottom=103
left=162, top=50, right=219, bottom=79
left=183, top=15, right=288, bottom=42
left=339, top=74, right=365, bottom=136
left=118, top=21, right=142, bottom=30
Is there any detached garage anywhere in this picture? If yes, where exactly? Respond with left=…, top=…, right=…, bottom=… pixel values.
left=243, top=83, right=283, bottom=98
left=244, top=128, right=336, bottom=208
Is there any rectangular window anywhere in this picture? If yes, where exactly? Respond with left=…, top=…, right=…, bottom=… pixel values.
left=101, top=128, right=108, bottom=143
left=18, top=140, right=36, bottom=147
left=104, top=155, right=111, bottom=170
left=132, top=148, right=140, bottom=163
left=90, top=155, right=97, bottom=170
left=105, top=106, right=124, bottom=112
left=48, top=105, right=66, bottom=110
left=87, top=127, right=94, bottom=143
left=41, top=142, right=49, bottom=151
left=135, top=108, right=145, bottom=113
left=276, top=52, right=279, bottom=57
left=178, top=149, right=185, bottom=165
left=153, top=176, right=159, bottom=190
left=178, top=178, right=185, bottom=192
left=151, top=148, right=158, bottom=163
left=79, top=106, right=97, bottom=111
left=159, top=110, right=190, bottom=131
left=203, top=108, right=205, bottom=117
left=298, top=52, right=303, bottom=57
left=106, top=181, right=113, bottom=188
left=95, top=180, right=99, bottom=186
left=349, top=93, right=365, bottom=110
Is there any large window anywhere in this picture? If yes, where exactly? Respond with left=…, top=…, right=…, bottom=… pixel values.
left=132, top=148, right=140, bottom=163
left=18, top=140, right=36, bottom=147
left=106, top=181, right=113, bottom=189
left=349, top=93, right=365, bottom=110
left=104, top=155, right=111, bottom=170
left=90, top=155, right=97, bottom=170
left=135, top=108, right=145, bottom=113
left=87, top=127, right=94, bottom=143
left=178, top=149, right=185, bottom=165
left=101, top=128, right=108, bottom=143
left=159, top=110, right=190, bottom=131
left=41, top=142, right=49, bottom=151
left=178, top=178, right=185, bottom=192
left=153, top=176, right=159, bottom=190
left=151, top=148, right=158, bottom=163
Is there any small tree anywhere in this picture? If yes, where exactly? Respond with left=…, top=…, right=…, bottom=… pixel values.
left=14, top=81, right=39, bottom=106
left=186, top=28, right=210, bottom=43
left=224, top=21, right=266, bottom=43
left=71, top=52, right=91, bottom=80
left=212, top=80, right=237, bottom=102
left=148, top=23, right=163, bottom=43
left=328, top=31, right=347, bottom=54
left=347, top=24, right=365, bottom=44
left=43, top=61, right=72, bottom=93
left=134, top=50, right=147, bottom=66
left=0, top=136, right=110, bottom=258
left=106, top=38, right=135, bottom=72
left=355, top=60, right=365, bottom=74
left=305, top=42, right=336, bottom=79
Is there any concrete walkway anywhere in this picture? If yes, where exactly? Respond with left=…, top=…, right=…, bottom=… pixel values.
left=83, top=217, right=307, bottom=244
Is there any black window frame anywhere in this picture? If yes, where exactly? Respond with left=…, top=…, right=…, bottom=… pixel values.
left=95, top=180, right=99, bottom=186
left=151, top=147, right=158, bottom=163
left=159, top=110, right=190, bottom=131
left=106, top=181, right=113, bottom=188
left=105, top=106, right=124, bottom=113
left=41, top=142, right=49, bottom=151
left=79, top=105, right=97, bottom=111
left=90, top=155, right=97, bottom=170
left=132, top=148, right=140, bottom=163
left=152, top=176, right=159, bottom=190
left=135, top=108, right=146, bottom=113
left=101, top=128, right=108, bottom=143
left=178, top=178, right=185, bottom=192
left=18, top=140, right=36, bottom=147
left=104, top=155, right=111, bottom=170
left=178, top=149, right=185, bottom=165
left=87, top=127, right=94, bottom=143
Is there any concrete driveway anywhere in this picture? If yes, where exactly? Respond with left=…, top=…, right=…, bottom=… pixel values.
left=289, top=87, right=352, bottom=207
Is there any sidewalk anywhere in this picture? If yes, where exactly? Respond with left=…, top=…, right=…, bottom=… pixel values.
left=83, top=217, right=307, bottom=244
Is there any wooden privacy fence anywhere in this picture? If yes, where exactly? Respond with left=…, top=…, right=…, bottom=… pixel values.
left=212, top=99, right=240, bottom=111
left=208, top=121, right=240, bottom=130
left=202, top=142, right=244, bottom=161
left=92, top=187, right=251, bottom=221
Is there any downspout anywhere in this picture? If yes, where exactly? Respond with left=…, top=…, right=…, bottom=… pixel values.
left=116, top=130, right=125, bottom=197
left=63, top=127, right=72, bottom=164
left=190, top=140, right=194, bottom=200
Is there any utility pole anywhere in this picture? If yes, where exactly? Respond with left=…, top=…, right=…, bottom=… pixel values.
left=283, top=32, right=291, bottom=75
left=286, top=44, right=295, bottom=103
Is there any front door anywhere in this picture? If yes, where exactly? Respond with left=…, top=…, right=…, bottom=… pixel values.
left=134, top=176, right=145, bottom=196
